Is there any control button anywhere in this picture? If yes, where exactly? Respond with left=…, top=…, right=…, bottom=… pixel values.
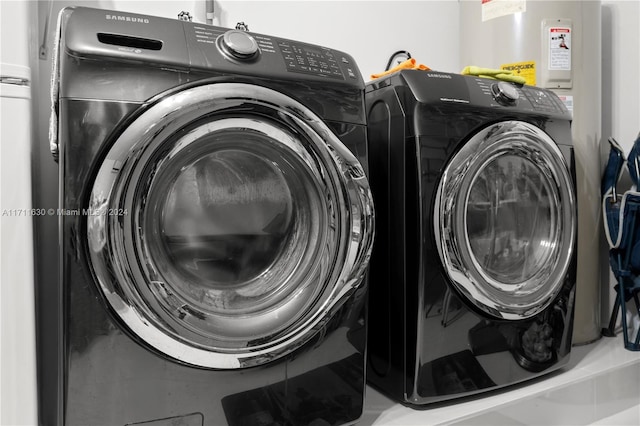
left=491, top=81, right=519, bottom=105
left=219, top=29, right=259, bottom=60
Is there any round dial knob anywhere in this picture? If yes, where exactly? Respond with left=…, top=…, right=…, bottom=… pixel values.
left=219, top=29, right=259, bottom=60
left=491, top=81, right=520, bottom=105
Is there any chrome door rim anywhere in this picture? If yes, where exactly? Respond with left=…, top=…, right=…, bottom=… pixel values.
left=434, top=121, right=575, bottom=320
left=86, top=82, right=374, bottom=369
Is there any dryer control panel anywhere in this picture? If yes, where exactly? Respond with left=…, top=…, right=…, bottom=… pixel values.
left=398, top=70, right=569, bottom=117
left=470, top=76, right=569, bottom=115
left=389, top=70, right=571, bottom=120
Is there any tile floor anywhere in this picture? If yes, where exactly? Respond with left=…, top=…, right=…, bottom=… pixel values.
left=360, top=336, right=640, bottom=425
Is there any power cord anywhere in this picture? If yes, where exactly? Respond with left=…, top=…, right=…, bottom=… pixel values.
left=385, top=50, right=412, bottom=71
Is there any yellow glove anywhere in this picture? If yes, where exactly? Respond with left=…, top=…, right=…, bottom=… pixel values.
left=461, top=65, right=526, bottom=85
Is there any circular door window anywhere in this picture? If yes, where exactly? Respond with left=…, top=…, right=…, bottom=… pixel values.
left=434, top=121, right=575, bottom=319
left=86, top=82, right=374, bottom=369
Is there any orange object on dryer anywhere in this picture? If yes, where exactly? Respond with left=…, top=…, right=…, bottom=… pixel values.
left=370, top=58, right=431, bottom=79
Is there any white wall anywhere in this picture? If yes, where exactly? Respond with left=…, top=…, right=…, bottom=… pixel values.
left=601, top=0, right=640, bottom=154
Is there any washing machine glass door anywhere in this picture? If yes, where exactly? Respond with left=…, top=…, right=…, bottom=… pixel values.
left=86, top=82, right=373, bottom=369
left=434, top=121, right=575, bottom=320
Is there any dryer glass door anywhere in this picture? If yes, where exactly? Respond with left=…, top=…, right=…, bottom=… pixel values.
left=86, top=82, right=373, bottom=369
left=434, top=121, right=575, bottom=320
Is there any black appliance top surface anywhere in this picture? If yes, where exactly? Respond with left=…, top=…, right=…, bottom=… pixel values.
left=367, top=70, right=571, bottom=120
left=62, top=6, right=363, bottom=89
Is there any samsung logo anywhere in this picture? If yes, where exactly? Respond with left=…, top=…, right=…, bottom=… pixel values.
left=427, top=73, right=452, bottom=79
left=106, top=14, right=150, bottom=23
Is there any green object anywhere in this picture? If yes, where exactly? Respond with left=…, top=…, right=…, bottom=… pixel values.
left=461, top=65, right=527, bottom=85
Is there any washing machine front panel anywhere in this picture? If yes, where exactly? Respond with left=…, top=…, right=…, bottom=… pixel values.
left=56, top=99, right=369, bottom=426
left=49, top=6, right=372, bottom=425
left=434, top=120, right=576, bottom=320
left=87, top=82, right=373, bottom=369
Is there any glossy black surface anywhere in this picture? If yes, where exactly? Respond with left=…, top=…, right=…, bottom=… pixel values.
left=40, top=6, right=368, bottom=425
left=365, top=70, right=576, bottom=405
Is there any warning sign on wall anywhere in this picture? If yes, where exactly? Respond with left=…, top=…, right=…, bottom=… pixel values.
left=481, top=0, right=526, bottom=22
left=500, top=61, right=536, bottom=86
left=548, top=27, right=572, bottom=71
left=556, top=95, right=574, bottom=117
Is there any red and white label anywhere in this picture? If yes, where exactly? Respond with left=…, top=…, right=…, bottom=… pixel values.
left=549, top=27, right=572, bottom=70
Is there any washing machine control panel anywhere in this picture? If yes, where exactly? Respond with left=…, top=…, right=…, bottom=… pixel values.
left=184, top=22, right=358, bottom=83
left=491, top=81, right=520, bottom=105
left=276, top=41, right=352, bottom=80
left=63, top=7, right=363, bottom=88
left=218, top=29, right=260, bottom=60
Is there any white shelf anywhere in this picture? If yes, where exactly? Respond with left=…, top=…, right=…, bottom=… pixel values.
left=361, top=337, right=640, bottom=425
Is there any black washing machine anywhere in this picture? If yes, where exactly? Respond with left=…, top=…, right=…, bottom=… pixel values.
left=365, top=70, right=576, bottom=406
left=44, top=7, right=374, bottom=425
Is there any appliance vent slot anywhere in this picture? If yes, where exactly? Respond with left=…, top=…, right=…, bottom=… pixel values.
left=97, top=33, right=163, bottom=51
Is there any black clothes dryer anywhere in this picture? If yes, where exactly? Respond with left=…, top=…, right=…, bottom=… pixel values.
left=365, top=70, right=576, bottom=406
left=44, top=7, right=374, bottom=425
